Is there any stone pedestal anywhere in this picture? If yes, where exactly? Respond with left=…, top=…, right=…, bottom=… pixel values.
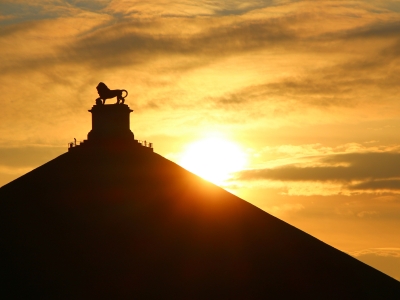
left=68, top=103, right=153, bottom=153
left=87, top=104, right=134, bottom=143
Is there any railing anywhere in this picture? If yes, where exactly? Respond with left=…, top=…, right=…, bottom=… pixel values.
left=68, top=139, right=153, bottom=149
left=68, top=138, right=76, bottom=149
left=68, top=138, right=83, bottom=149
left=138, top=140, right=153, bottom=148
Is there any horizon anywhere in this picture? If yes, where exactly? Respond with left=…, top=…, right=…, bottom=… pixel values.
left=1, top=0, right=400, bottom=281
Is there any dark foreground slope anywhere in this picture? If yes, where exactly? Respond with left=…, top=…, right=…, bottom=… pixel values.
left=0, top=148, right=399, bottom=299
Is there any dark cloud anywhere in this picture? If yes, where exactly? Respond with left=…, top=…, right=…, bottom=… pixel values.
left=349, top=180, right=400, bottom=191
left=237, top=152, right=400, bottom=191
left=0, top=19, right=42, bottom=38
left=0, top=1, right=78, bottom=26
left=341, top=20, right=400, bottom=40
left=61, top=16, right=297, bottom=66
left=238, top=165, right=350, bottom=182
left=0, top=0, right=111, bottom=26
left=2, top=1, right=399, bottom=70
left=0, top=10, right=302, bottom=74
left=3, top=1, right=400, bottom=109
left=0, top=2, right=48, bottom=25
left=204, top=19, right=400, bottom=110
left=65, top=0, right=111, bottom=11
left=212, top=40, right=400, bottom=110
left=374, top=0, right=400, bottom=12
left=211, top=0, right=275, bottom=15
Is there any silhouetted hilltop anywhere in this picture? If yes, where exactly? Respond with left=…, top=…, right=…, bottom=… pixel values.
left=0, top=102, right=399, bottom=299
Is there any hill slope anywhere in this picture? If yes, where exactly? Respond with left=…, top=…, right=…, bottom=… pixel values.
left=0, top=148, right=399, bottom=299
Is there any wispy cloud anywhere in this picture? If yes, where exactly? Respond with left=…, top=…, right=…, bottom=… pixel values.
left=236, top=146, right=400, bottom=195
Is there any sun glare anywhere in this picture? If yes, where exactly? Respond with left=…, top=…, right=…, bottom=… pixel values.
left=179, top=137, right=247, bottom=185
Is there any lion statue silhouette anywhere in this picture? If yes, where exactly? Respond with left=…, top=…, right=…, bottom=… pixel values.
left=96, top=82, right=128, bottom=105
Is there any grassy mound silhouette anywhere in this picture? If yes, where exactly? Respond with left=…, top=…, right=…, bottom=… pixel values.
left=0, top=148, right=399, bottom=299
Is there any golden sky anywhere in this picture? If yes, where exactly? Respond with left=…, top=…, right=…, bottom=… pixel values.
left=1, top=0, right=400, bottom=279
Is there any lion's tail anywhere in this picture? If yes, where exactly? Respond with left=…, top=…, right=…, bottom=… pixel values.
left=122, top=90, right=128, bottom=98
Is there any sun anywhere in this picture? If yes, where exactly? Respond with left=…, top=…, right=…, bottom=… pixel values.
left=179, top=136, right=247, bottom=185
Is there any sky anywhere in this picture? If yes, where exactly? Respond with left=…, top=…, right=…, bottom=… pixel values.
left=1, top=0, right=400, bottom=280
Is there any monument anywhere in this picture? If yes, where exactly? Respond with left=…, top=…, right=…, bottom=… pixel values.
left=68, top=83, right=152, bottom=152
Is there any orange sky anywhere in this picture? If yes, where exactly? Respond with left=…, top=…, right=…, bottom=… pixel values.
left=1, top=0, right=400, bottom=280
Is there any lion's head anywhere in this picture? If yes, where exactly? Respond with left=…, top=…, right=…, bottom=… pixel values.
left=96, top=82, right=110, bottom=96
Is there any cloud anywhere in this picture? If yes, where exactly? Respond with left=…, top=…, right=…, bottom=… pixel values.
left=2, top=0, right=400, bottom=144
left=0, top=1, right=98, bottom=25
left=350, top=179, right=400, bottom=191
left=267, top=203, right=304, bottom=215
left=11, top=12, right=299, bottom=73
left=236, top=151, right=400, bottom=194
left=239, top=152, right=400, bottom=181
left=5, top=0, right=399, bottom=75
left=356, top=210, right=378, bottom=218
left=105, top=0, right=280, bottom=17
left=210, top=33, right=400, bottom=111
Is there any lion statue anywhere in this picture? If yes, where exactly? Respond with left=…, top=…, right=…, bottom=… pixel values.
left=96, top=82, right=128, bottom=105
